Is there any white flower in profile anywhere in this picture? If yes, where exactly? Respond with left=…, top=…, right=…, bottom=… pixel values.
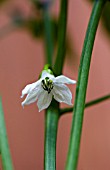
left=21, top=70, right=76, bottom=112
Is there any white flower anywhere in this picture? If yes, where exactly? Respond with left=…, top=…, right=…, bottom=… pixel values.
left=21, top=70, right=76, bottom=112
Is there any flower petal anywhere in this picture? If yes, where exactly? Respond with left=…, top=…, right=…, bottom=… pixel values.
left=22, top=93, right=37, bottom=106
left=21, top=79, right=41, bottom=98
left=37, top=91, right=52, bottom=112
left=54, top=75, right=76, bottom=84
left=52, top=84, right=73, bottom=105
left=21, top=87, right=42, bottom=106
left=41, top=70, right=55, bottom=80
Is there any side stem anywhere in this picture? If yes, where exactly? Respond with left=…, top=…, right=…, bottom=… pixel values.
left=60, top=94, right=110, bottom=115
left=43, top=4, right=53, bottom=65
left=53, top=0, right=68, bottom=75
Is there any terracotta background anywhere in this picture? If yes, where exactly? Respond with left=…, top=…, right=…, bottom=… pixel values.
left=0, top=0, right=110, bottom=169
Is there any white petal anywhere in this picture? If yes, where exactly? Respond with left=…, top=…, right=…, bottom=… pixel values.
left=41, top=70, right=55, bottom=80
left=22, top=93, right=37, bottom=106
left=37, top=91, right=52, bottom=112
left=21, top=87, right=42, bottom=106
left=52, top=84, right=73, bottom=105
left=21, top=79, right=41, bottom=98
left=54, top=75, right=76, bottom=84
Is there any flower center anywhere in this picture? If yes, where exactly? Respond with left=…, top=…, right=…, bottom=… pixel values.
left=41, top=77, right=53, bottom=93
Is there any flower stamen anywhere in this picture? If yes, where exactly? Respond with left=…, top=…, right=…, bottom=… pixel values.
left=41, top=77, right=53, bottom=94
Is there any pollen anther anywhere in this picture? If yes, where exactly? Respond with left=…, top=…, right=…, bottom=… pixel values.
left=41, top=77, right=53, bottom=93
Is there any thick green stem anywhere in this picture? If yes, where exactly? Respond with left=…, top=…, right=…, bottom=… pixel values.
left=60, top=94, right=110, bottom=115
left=0, top=98, right=14, bottom=170
left=43, top=4, right=59, bottom=169
left=43, top=3, right=59, bottom=170
left=66, top=1, right=106, bottom=170
left=44, top=101, right=59, bottom=170
left=43, top=5, right=53, bottom=65
left=44, top=0, right=68, bottom=169
left=53, top=0, right=68, bottom=75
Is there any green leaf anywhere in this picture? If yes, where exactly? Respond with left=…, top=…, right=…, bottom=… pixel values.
left=0, top=97, right=13, bottom=170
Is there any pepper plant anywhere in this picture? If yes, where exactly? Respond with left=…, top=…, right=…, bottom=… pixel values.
left=0, top=0, right=110, bottom=170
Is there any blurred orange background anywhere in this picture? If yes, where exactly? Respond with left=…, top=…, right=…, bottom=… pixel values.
left=0, top=0, right=110, bottom=169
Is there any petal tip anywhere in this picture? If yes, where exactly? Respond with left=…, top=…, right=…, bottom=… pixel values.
left=38, top=108, right=43, bottom=112
left=21, top=95, right=23, bottom=98
left=21, top=102, right=25, bottom=108
left=72, top=80, right=77, bottom=84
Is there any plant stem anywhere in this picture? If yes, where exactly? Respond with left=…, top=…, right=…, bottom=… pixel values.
left=44, top=0, right=68, bottom=169
left=66, top=1, right=106, bottom=170
left=60, top=94, right=110, bottom=115
left=53, top=0, right=68, bottom=75
left=0, top=98, right=14, bottom=170
left=43, top=5, right=53, bottom=65
left=43, top=2, right=60, bottom=170
left=43, top=3, right=59, bottom=169
left=44, top=101, right=59, bottom=170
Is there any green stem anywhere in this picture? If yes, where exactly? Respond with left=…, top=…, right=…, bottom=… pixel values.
left=44, top=0, right=68, bottom=169
left=53, top=0, right=68, bottom=75
left=60, top=94, right=110, bottom=115
left=43, top=5, right=53, bottom=65
left=0, top=98, right=14, bottom=170
left=43, top=3, right=59, bottom=170
left=44, top=101, right=59, bottom=170
left=66, top=1, right=106, bottom=170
